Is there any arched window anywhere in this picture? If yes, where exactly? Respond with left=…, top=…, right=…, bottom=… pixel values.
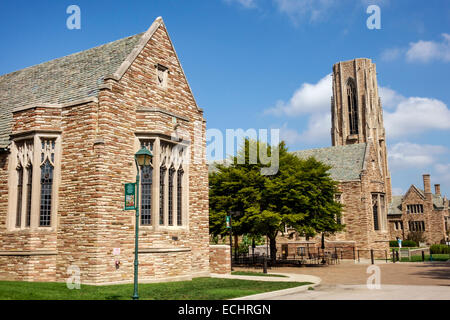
left=347, top=79, right=359, bottom=135
left=168, top=166, right=175, bottom=226
left=372, top=194, right=379, bottom=231
left=159, top=166, right=166, bottom=225
left=40, top=160, right=53, bottom=227
left=140, top=165, right=153, bottom=225
left=16, top=167, right=23, bottom=228
left=177, top=169, right=183, bottom=226
left=25, top=166, right=33, bottom=227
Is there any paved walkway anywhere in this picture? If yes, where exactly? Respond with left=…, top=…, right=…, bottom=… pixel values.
left=231, top=261, right=450, bottom=300
left=260, top=284, right=450, bottom=300
left=236, top=261, right=450, bottom=286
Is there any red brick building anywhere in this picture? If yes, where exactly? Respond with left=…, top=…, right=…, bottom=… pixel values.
left=0, top=17, right=210, bottom=284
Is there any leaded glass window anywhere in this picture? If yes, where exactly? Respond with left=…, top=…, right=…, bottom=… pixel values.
left=40, top=160, right=53, bottom=227
left=140, top=165, right=153, bottom=226
left=16, top=167, right=23, bottom=228
left=160, top=166, right=166, bottom=225
left=168, top=167, right=175, bottom=226
left=25, top=166, right=32, bottom=227
left=177, top=169, right=183, bottom=226
left=372, top=194, right=379, bottom=231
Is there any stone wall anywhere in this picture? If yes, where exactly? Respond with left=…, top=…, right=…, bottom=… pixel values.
left=209, top=245, right=230, bottom=275
left=0, top=19, right=210, bottom=284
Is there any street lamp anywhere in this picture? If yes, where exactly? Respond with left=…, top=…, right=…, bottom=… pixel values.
left=132, top=147, right=153, bottom=300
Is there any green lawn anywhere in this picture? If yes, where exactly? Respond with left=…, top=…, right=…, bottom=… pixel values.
left=231, top=271, right=287, bottom=278
left=0, top=277, right=310, bottom=300
left=400, top=254, right=449, bottom=262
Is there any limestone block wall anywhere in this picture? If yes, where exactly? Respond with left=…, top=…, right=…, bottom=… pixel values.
left=209, top=245, right=230, bottom=275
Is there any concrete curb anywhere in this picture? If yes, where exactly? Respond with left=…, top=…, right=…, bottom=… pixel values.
left=210, top=272, right=322, bottom=300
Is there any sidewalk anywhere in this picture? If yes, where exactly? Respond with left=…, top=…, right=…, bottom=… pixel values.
left=210, top=272, right=321, bottom=300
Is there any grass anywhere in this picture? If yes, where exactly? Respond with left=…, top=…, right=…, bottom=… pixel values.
left=0, top=277, right=311, bottom=300
left=399, top=254, right=449, bottom=262
left=231, top=271, right=287, bottom=278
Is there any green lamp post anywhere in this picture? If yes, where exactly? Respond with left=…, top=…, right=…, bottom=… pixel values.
left=132, top=147, right=153, bottom=300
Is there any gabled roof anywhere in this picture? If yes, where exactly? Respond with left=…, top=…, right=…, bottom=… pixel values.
left=0, top=17, right=186, bottom=149
left=291, top=143, right=367, bottom=181
left=388, top=185, right=447, bottom=215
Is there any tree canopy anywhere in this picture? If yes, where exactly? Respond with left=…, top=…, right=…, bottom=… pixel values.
left=209, top=139, right=344, bottom=260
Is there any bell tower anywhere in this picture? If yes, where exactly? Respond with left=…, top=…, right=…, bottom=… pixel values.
left=331, top=58, right=392, bottom=201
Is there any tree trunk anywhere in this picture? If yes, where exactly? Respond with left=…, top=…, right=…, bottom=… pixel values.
left=269, top=236, right=277, bottom=262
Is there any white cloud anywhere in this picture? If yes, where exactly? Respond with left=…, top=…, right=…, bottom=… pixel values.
left=435, top=163, right=450, bottom=187
left=383, top=34, right=450, bottom=63
left=378, top=86, right=405, bottom=109
left=406, top=33, right=450, bottom=63
left=266, top=74, right=332, bottom=116
left=384, top=96, right=450, bottom=139
left=224, top=0, right=258, bottom=8
left=380, top=48, right=403, bottom=62
left=388, top=142, right=447, bottom=169
left=279, top=113, right=331, bottom=145
left=391, top=187, right=404, bottom=196
left=273, top=0, right=338, bottom=24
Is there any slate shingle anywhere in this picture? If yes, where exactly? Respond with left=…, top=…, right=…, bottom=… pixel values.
left=0, top=32, right=144, bottom=148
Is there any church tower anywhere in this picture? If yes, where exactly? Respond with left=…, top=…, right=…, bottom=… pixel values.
left=331, top=58, right=392, bottom=201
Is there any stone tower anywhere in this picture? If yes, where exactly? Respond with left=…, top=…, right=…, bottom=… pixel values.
left=331, top=58, right=392, bottom=201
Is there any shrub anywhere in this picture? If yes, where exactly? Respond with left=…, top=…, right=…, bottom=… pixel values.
left=389, top=240, right=399, bottom=247
left=402, top=240, right=417, bottom=247
left=430, top=244, right=450, bottom=254
left=406, top=231, right=426, bottom=246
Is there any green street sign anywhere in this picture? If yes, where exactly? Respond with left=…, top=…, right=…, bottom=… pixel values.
left=226, top=216, right=231, bottom=229
left=124, top=183, right=136, bottom=210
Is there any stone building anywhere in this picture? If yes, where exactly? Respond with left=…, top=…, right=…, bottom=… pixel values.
left=388, top=175, right=449, bottom=245
left=0, top=17, right=210, bottom=284
left=278, top=58, right=392, bottom=257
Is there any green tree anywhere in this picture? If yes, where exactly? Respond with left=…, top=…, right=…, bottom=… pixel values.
left=209, top=139, right=344, bottom=261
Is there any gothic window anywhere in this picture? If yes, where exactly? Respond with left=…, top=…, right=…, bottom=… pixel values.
left=334, top=194, right=342, bottom=225
left=140, top=165, right=153, bottom=225
left=25, top=166, right=32, bottom=227
left=39, top=160, right=53, bottom=227
left=16, top=167, right=23, bottom=228
left=159, top=166, right=166, bottom=225
left=372, top=194, right=379, bottom=231
left=177, top=169, right=183, bottom=226
left=168, top=166, right=175, bottom=226
left=39, top=139, right=56, bottom=227
left=347, top=79, right=359, bottom=135
left=10, top=137, right=59, bottom=230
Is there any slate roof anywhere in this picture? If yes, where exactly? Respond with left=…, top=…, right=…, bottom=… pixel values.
left=0, top=32, right=144, bottom=148
left=388, top=196, right=403, bottom=215
left=208, top=144, right=368, bottom=181
left=291, top=143, right=367, bottom=181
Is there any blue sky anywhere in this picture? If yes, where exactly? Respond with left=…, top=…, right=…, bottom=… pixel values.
left=0, top=0, right=449, bottom=196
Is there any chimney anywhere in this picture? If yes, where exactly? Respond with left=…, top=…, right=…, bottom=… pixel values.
left=435, top=184, right=441, bottom=196
left=423, top=174, right=431, bottom=194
